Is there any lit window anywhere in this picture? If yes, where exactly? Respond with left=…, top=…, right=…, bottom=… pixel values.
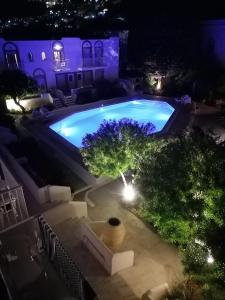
left=53, top=42, right=64, bottom=62
left=28, top=52, right=33, bottom=62
left=41, top=52, right=46, bottom=61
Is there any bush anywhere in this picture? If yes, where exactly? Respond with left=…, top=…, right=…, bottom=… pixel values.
left=93, top=79, right=127, bottom=100
left=76, top=87, right=96, bottom=104
left=180, top=242, right=209, bottom=275
left=168, top=278, right=203, bottom=300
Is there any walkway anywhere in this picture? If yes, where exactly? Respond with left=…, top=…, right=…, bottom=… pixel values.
left=54, top=180, right=183, bottom=300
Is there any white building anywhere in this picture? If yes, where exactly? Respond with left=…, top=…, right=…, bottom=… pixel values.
left=0, top=36, right=119, bottom=94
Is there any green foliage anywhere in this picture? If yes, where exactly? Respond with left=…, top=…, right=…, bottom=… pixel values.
left=180, top=242, right=209, bottom=274
left=137, top=127, right=225, bottom=295
left=136, top=128, right=225, bottom=245
left=81, top=119, right=157, bottom=178
left=0, top=69, right=37, bottom=113
left=168, top=278, right=203, bottom=300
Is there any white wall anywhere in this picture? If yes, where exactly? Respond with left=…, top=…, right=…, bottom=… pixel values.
left=0, top=158, right=18, bottom=188
left=43, top=201, right=87, bottom=226
left=0, top=145, right=72, bottom=205
left=0, top=36, right=120, bottom=90
left=81, top=221, right=134, bottom=275
left=202, top=19, right=225, bottom=66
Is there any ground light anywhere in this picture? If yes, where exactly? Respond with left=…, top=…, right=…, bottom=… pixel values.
left=119, top=171, right=136, bottom=202
left=123, top=184, right=136, bottom=202
left=207, top=252, right=214, bottom=264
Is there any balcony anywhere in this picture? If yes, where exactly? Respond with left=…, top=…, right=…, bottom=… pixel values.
left=0, top=185, right=29, bottom=232
left=82, top=57, right=106, bottom=68
left=53, top=59, right=70, bottom=72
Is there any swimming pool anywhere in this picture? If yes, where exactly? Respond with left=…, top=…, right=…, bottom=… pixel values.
left=50, top=99, right=175, bottom=148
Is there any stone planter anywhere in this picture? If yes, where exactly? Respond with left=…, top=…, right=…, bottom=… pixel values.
left=103, top=217, right=126, bottom=250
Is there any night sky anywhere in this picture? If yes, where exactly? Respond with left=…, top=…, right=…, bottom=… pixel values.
left=0, top=0, right=225, bottom=19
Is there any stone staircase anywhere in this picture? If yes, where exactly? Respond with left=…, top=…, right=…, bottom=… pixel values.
left=53, top=96, right=76, bottom=109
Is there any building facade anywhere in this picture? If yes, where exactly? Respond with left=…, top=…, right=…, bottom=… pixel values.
left=201, top=19, right=225, bottom=67
left=0, top=36, right=119, bottom=94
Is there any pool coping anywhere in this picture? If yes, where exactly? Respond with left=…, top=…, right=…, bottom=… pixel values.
left=23, top=94, right=179, bottom=186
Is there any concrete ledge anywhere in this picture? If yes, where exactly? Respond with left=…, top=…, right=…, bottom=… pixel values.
left=81, top=221, right=134, bottom=275
left=43, top=201, right=87, bottom=226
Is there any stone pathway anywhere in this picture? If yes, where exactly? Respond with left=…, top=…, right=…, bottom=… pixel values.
left=54, top=180, right=183, bottom=300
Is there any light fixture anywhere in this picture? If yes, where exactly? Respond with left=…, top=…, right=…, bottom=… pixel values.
left=53, top=43, right=63, bottom=51
left=207, top=252, right=214, bottom=264
left=156, top=78, right=161, bottom=90
left=123, top=184, right=135, bottom=202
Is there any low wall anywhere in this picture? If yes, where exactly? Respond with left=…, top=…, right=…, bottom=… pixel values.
left=81, top=221, right=134, bottom=275
left=43, top=201, right=87, bottom=226
left=0, top=145, right=71, bottom=205
left=6, top=93, right=53, bottom=112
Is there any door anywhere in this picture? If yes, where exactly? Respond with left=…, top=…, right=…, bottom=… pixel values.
left=82, top=70, right=93, bottom=86
left=33, top=69, right=47, bottom=93
left=55, top=73, right=67, bottom=92
left=67, top=73, right=77, bottom=90
left=77, top=72, right=82, bottom=88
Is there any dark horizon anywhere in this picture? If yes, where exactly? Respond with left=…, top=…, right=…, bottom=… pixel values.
left=1, top=0, right=225, bottom=20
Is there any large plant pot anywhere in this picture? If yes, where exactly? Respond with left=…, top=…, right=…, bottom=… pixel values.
left=103, top=217, right=126, bottom=250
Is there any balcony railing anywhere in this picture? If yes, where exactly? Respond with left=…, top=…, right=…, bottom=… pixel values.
left=82, top=57, right=106, bottom=68
left=0, top=185, right=29, bottom=232
left=53, top=59, right=70, bottom=72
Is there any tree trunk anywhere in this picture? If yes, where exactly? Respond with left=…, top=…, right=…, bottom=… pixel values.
left=119, top=171, right=127, bottom=187
left=13, top=97, right=25, bottom=114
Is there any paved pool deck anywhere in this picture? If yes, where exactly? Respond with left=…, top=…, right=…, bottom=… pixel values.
left=53, top=180, right=184, bottom=300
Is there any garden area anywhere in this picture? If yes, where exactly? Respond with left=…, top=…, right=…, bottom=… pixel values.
left=81, top=119, right=225, bottom=299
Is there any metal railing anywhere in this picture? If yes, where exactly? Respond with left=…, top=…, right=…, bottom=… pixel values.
left=53, top=59, right=70, bottom=72
left=38, top=216, right=97, bottom=300
left=82, top=57, right=105, bottom=68
left=0, top=185, right=29, bottom=232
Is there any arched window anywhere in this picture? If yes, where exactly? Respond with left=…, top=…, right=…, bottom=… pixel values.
left=94, top=41, right=103, bottom=66
left=41, top=52, right=47, bottom=61
left=82, top=41, right=92, bottom=67
left=52, top=41, right=64, bottom=62
left=33, top=68, right=47, bottom=92
left=3, top=42, right=20, bottom=69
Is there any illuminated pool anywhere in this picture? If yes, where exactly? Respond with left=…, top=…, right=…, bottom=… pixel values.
left=50, top=99, right=175, bottom=148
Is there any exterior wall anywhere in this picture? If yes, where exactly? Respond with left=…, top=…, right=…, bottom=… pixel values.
left=0, top=145, right=72, bottom=205
left=43, top=201, right=88, bottom=227
left=201, top=19, right=225, bottom=67
left=81, top=221, right=134, bottom=276
left=0, top=36, right=119, bottom=92
left=0, top=158, right=19, bottom=188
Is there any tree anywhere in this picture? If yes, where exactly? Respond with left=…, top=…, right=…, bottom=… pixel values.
left=81, top=119, right=157, bottom=179
left=136, top=128, right=225, bottom=244
left=0, top=70, right=37, bottom=113
left=136, top=127, right=225, bottom=294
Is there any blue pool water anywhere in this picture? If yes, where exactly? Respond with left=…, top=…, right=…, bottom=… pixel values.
left=50, top=99, right=175, bottom=148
